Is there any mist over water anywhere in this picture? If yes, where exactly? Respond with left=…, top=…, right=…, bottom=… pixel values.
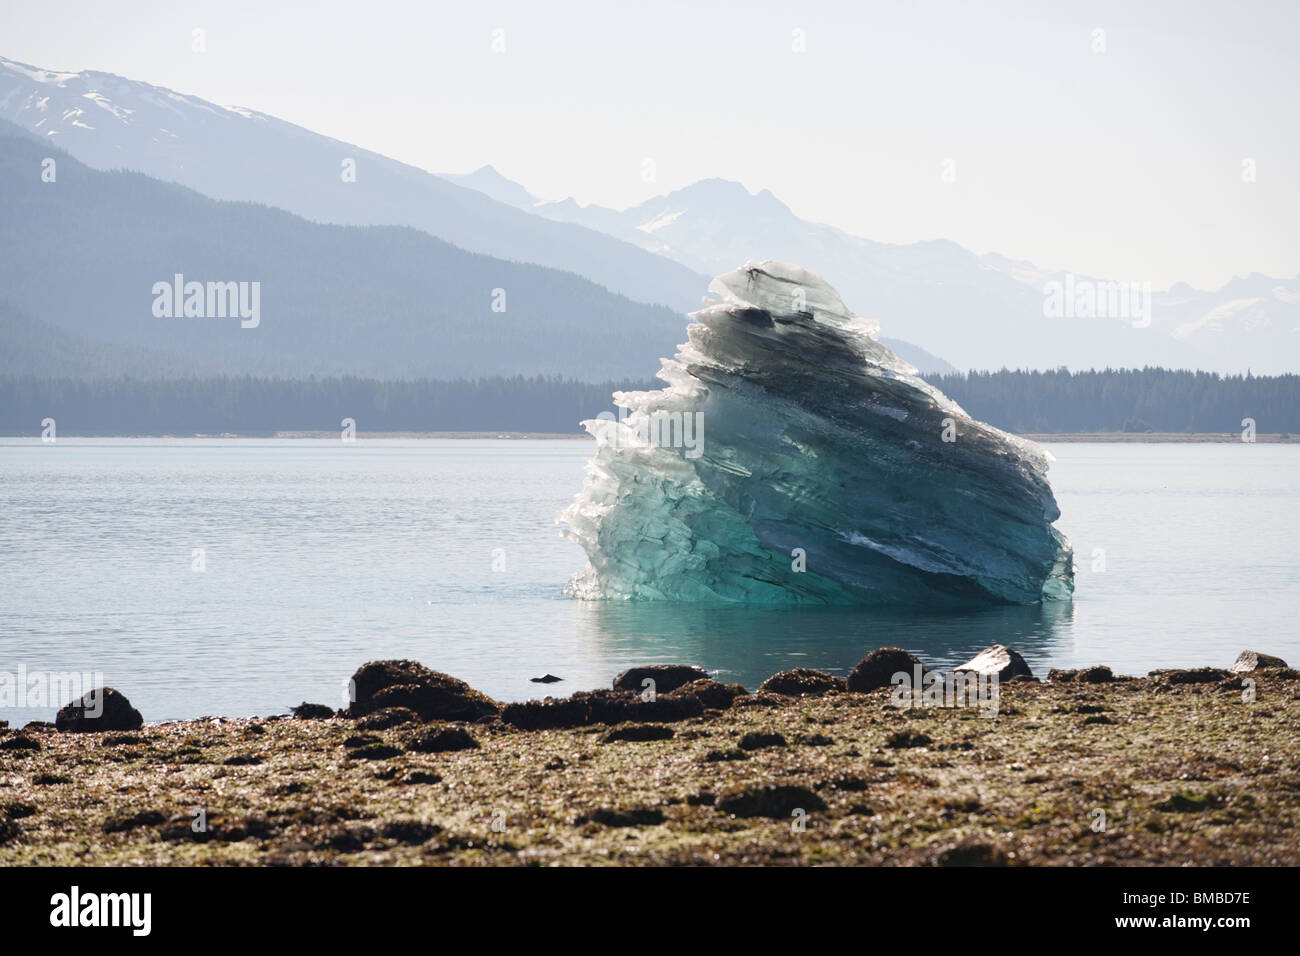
left=2, top=439, right=1296, bottom=724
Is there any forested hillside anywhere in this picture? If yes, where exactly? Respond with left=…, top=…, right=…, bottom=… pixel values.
left=0, top=130, right=688, bottom=382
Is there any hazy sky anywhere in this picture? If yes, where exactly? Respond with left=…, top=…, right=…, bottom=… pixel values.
left=2, top=0, right=1297, bottom=289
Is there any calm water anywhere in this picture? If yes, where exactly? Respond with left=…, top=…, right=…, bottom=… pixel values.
left=1, top=439, right=1296, bottom=724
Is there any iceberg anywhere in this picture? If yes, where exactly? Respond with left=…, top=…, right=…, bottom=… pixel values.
left=559, top=261, right=1074, bottom=606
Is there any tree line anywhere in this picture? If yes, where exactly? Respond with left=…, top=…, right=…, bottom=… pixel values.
left=1, top=368, right=1296, bottom=436
left=930, top=368, right=1299, bottom=434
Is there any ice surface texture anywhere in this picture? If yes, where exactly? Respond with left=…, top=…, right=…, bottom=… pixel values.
left=559, top=261, right=1074, bottom=606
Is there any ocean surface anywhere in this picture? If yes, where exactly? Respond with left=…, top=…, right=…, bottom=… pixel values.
left=1, top=439, right=1296, bottom=724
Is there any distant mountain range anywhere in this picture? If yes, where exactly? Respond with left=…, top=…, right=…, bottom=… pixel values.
left=440, top=169, right=1299, bottom=376
left=2, top=53, right=1295, bottom=376
left=512, top=177, right=1299, bottom=374
left=0, top=55, right=707, bottom=315
left=0, top=126, right=689, bottom=380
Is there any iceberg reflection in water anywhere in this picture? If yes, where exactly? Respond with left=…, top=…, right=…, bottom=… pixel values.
left=569, top=599, right=1077, bottom=690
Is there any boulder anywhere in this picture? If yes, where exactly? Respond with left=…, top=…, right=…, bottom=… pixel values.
left=346, top=660, right=498, bottom=722
left=612, top=664, right=710, bottom=695
left=951, top=644, right=1033, bottom=681
left=757, top=668, right=846, bottom=697
left=847, top=647, right=927, bottom=692
left=55, top=687, right=143, bottom=733
left=1230, top=650, right=1288, bottom=674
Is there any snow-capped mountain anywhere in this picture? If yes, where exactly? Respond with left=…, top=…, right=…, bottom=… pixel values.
left=512, top=177, right=1295, bottom=374
left=1148, top=275, right=1300, bottom=374
left=0, top=55, right=708, bottom=314
left=4, top=53, right=1292, bottom=374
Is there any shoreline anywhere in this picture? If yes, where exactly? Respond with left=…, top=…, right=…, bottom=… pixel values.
left=3, top=651, right=1296, bottom=866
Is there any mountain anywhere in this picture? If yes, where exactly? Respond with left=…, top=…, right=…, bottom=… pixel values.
left=0, top=127, right=687, bottom=381
left=471, top=175, right=1293, bottom=374
left=1148, top=274, right=1300, bottom=374
left=441, top=165, right=541, bottom=210
left=0, top=299, right=225, bottom=378
left=0, top=55, right=961, bottom=377
left=0, top=55, right=709, bottom=314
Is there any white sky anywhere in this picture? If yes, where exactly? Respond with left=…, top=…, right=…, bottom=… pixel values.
left=2, top=0, right=1297, bottom=289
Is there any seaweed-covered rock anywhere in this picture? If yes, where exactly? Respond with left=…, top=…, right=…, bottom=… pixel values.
left=952, top=644, right=1033, bottom=681
left=612, top=664, right=710, bottom=695
left=1049, top=666, right=1114, bottom=683
left=716, top=784, right=826, bottom=819
left=934, top=841, right=1010, bottom=867
left=346, top=743, right=403, bottom=760
left=758, top=668, right=845, bottom=697
left=55, top=687, right=143, bottom=733
left=291, top=702, right=336, bottom=719
left=501, top=688, right=703, bottom=730
left=737, top=731, right=787, bottom=751
left=576, top=807, right=665, bottom=827
left=379, top=819, right=442, bottom=845
left=1163, top=668, right=1232, bottom=685
left=665, top=678, right=748, bottom=710
left=847, top=647, right=926, bottom=692
left=355, top=707, right=417, bottom=731
left=602, top=724, right=675, bottom=743
left=886, top=730, right=933, bottom=749
left=407, top=727, right=479, bottom=753
left=1231, top=651, right=1288, bottom=674
left=1077, top=666, right=1114, bottom=684
left=704, top=748, right=750, bottom=762
left=346, top=660, right=498, bottom=722
left=102, top=809, right=166, bottom=833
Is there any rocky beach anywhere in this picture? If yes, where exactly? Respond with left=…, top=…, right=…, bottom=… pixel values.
left=1, top=648, right=1296, bottom=867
